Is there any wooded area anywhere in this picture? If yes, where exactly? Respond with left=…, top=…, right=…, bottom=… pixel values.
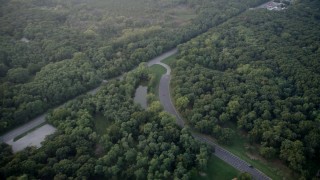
left=0, top=1, right=270, bottom=178
left=171, top=0, right=320, bottom=178
left=1, top=0, right=319, bottom=179
left=0, top=65, right=212, bottom=179
left=0, top=0, right=267, bottom=133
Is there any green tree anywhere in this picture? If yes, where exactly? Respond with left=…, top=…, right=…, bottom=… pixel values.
left=238, top=172, right=252, bottom=180
left=0, top=63, right=8, bottom=77
left=176, top=96, right=189, bottom=110
left=280, top=140, right=305, bottom=172
left=7, top=67, right=30, bottom=83
left=260, top=146, right=277, bottom=159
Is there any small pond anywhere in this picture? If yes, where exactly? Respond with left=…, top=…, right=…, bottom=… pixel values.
left=134, top=85, right=148, bottom=109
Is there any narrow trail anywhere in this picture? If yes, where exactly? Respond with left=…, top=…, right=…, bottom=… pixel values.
left=152, top=53, right=271, bottom=180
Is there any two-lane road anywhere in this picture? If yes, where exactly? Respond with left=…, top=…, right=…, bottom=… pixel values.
left=193, top=133, right=270, bottom=180
left=0, top=49, right=177, bottom=148
left=1, top=48, right=270, bottom=179
left=151, top=52, right=270, bottom=180
left=0, top=114, right=46, bottom=142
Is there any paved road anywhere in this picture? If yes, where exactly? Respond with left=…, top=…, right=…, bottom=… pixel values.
left=154, top=55, right=271, bottom=180
left=147, top=48, right=177, bottom=67
left=7, top=124, right=56, bottom=153
left=193, top=133, right=270, bottom=180
left=0, top=114, right=46, bottom=142
left=0, top=49, right=177, bottom=145
left=158, top=74, right=185, bottom=127
left=1, top=48, right=269, bottom=179
left=0, top=81, right=108, bottom=144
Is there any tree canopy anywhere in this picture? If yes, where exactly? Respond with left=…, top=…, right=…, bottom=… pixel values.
left=171, top=0, right=320, bottom=178
left=0, top=0, right=268, bottom=133
left=0, top=65, right=210, bottom=179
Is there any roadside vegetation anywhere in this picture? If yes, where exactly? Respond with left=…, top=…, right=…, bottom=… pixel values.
left=13, top=122, right=46, bottom=142
left=162, top=54, right=178, bottom=66
left=0, top=65, right=211, bottom=179
left=219, top=123, right=293, bottom=180
left=191, top=155, right=240, bottom=180
left=1, top=0, right=319, bottom=179
left=148, top=64, right=166, bottom=97
left=0, top=0, right=268, bottom=133
left=170, top=1, right=320, bottom=179
left=168, top=55, right=284, bottom=179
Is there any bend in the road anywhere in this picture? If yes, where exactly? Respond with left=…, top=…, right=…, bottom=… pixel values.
left=147, top=48, right=177, bottom=67
left=1, top=47, right=271, bottom=180
left=157, top=62, right=171, bottom=75
left=0, top=48, right=178, bottom=144
left=155, top=57, right=271, bottom=180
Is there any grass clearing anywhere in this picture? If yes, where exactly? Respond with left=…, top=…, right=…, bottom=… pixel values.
left=220, top=122, right=294, bottom=180
left=166, top=5, right=197, bottom=25
left=149, top=64, right=166, bottom=96
left=162, top=54, right=177, bottom=66
left=192, top=155, right=240, bottom=180
left=94, top=113, right=111, bottom=135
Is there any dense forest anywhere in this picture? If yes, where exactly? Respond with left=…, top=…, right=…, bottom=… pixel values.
left=0, top=65, right=211, bottom=179
left=171, top=0, right=320, bottom=178
left=2, top=0, right=319, bottom=179
left=0, top=0, right=268, bottom=133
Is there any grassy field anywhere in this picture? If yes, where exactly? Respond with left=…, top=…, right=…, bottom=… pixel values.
left=149, top=64, right=166, bottom=96
left=192, top=155, right=240, bottom=180
left=93, top=113, right=111, bottom=135
left=220, top=122, right=294, bottom=180
left=166, top=6, right=197, bottom=25
left=162, top=54, right=178, bottom=66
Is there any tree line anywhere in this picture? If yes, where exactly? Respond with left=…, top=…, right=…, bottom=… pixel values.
left=0, top=64, right=210, bottom=179
left=0, top=0, right=268, bottom=133
left=171, top=0, right=320, bottom=178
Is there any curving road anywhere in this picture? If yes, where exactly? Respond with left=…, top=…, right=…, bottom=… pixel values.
left=147, top=49, right=177, bottom=67
left=1, top=48, right=270, bottom=179
left=0, top=49, right=178, bottom=145
left=151, top=53, right=271, bottom=180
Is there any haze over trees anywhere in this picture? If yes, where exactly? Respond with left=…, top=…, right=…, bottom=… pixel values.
left=0, top=0, right=268, bottom=133
left=2, top=0, right=319, bottom=179
left=0, top=65, right=211, bottom=179
left=170, top=0, right=320, bottom=178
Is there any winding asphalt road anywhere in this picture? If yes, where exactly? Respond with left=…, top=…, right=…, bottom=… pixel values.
left=0, top=49, right=177, bottom=142
left=0, top=49, right=177, bottom=147
left=1, top=48, right=270, bottom=179
left=150, top=52, right=271, bottom=180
